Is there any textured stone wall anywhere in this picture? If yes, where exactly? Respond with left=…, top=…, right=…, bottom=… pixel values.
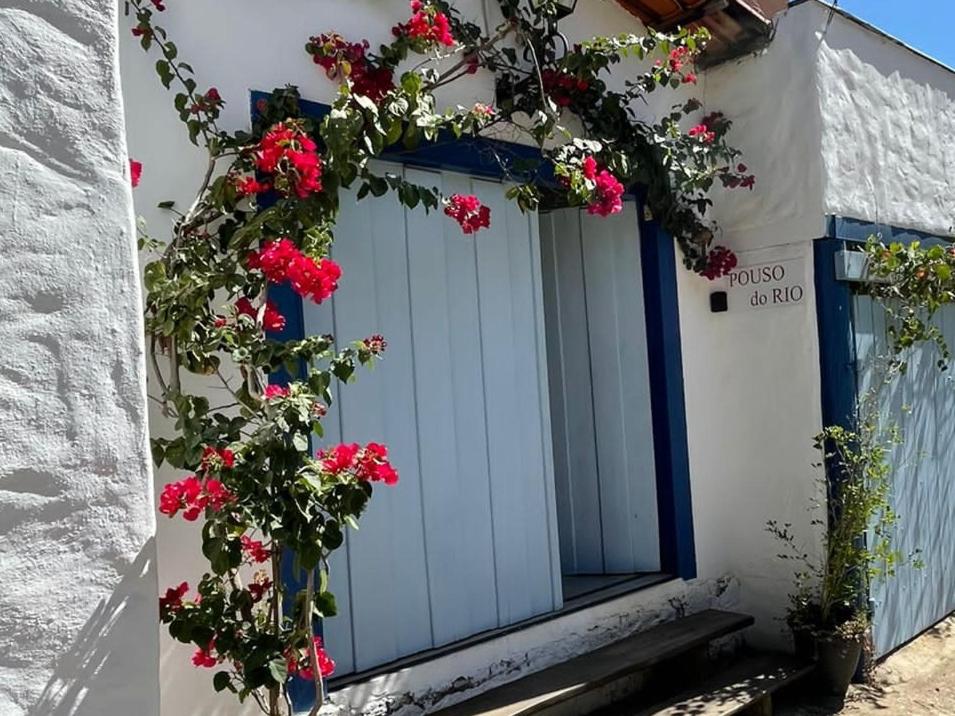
left=0, top=1, right=160, bottom=714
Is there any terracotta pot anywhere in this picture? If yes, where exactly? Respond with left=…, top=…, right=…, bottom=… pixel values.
left=816, top=635, right=863, bottom=696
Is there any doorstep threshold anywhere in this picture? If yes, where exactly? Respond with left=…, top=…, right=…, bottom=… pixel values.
left=330, top=573, right=674, bottom=690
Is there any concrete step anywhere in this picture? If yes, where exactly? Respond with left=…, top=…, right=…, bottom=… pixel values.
left=432, top=610, right=755, bottom=716
left=632, top=654, right=814, bottom=716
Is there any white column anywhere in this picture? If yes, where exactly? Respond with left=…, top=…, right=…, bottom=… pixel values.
left=0, top=0, right=160, bottom=714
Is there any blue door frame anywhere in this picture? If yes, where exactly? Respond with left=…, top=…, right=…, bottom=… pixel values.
left=254, top=91, right=695, bottom=703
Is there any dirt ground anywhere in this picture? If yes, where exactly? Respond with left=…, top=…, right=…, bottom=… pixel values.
left=777, top=616, right=955, bottom=715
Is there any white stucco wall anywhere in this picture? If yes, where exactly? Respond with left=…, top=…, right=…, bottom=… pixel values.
left=117, top=0, right=955, bottom=711
left=0, top=1, right=159, bottom=714
left=816, top=4, right=955, bottom=236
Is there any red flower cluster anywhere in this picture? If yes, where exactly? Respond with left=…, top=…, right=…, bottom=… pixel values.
left=159, top=476, right=234, bottom=521
left=149, top=0, right=165, bottom=11
left=263, top=384, right=289, bottom=401
left=190, top=87, right=223, bottom=117
left=236, top=296, right=286, bottom=332
left=444, top=194, right=491, bottom=235
left=582, top=156, right=598, bottom=180
left=248, top=574, right=272, bottom=603
left=240, top=535, right=272, bottom=563
left=587, top=169, right=625, bottom=217
left=247, top=238, right=342, bottom=304
left=472, top=103, right=495, bottom=119
left=318, top=442, right=399, bottom=485
left=287, top=636, right=336, bottom=680
left=701, top=245, right=738, bottom=280
left=130, top=159, right=142, bottom=188
left=192, top=639, right=218, bottom=668
left=363, top=334, right=388, bottom=355
left=255, top=123, right=323, bottom=199
left=235, top=176, right=270, bottom=197
left=721, top=163, right=756, bottom=191
left=688, top=123, right=716, bottom=144
left=668, top=46, right=690, bottom=72
left=396, top=0, right=455, bottom=47
left=159, top=581, right=189, bottom=616
left=200, top=445, right=235, bottom=473
left=541, top=69, right=590, bottom=107
left=307, top=33, right=394, bottom=101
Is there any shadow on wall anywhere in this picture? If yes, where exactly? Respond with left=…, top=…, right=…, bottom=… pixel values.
left=30, top=541, right=159, bottom=716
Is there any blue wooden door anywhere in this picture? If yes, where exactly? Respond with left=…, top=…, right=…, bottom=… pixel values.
left=302, top=163, right=562, bottom=675
left=853, top=295, right=955, bottom=656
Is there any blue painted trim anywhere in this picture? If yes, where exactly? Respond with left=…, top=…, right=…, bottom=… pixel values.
left=826, top=215, right=952, bottom=246
left=251, top=91, right=549, bottom=183
left=637, top=191, right=697, bottom=580
left=814, top=237, right=857, bottom=434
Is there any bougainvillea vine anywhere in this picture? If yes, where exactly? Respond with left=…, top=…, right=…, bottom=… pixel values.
left=126, top=0, right=754, bottom=712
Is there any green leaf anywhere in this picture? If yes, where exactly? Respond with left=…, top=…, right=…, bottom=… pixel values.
left=313, top=590, right=337, bottom=617
left=213, top=671, right=233, bottom=692
left=268, top=658, right=288, bottom=685
left=292, top=432, right=310, bottom=452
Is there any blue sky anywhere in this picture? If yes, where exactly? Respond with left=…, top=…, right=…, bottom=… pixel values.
left=834, top=0, right=955, bottom=68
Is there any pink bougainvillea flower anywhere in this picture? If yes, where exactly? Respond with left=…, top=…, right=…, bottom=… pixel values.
left=682, top=72, right=697, bottom=84
left=247, top=239, right=342, bottom=304
left=262, top=384, right=289, bottom=401
left=159, top=581, right=189, bottom=616
left=255, top=123, right=324, bottom=198
left=240, top=535, right=272, bottom=564
left=318, top=443, right=360, bottom=474
left=444, top=194, right=491, bottom=235
left=129, top=159, right=142, bottom=188
left=582, top=156, right=598, bottom=181
left=700, top=245, right=738, bottom=280
left=201, top=446, right=235, bottom=472
left=587, top=170, right=625, bottom=217
left=362, top=334, right=388, bottom=355
left=235, top=176, right=271, bottom=197
left=399, top=0, right=455, bottom=46
left=287, top=636, right=336, bottom=680
left=158, top=476, right=233, bottom=521
left=355, top=442, right=399, bottom=485
left=235, top=297, right=286, bottom=332
left=688, top=123, right=716, bottom=144
left=192, top=639, right=218, bottom=668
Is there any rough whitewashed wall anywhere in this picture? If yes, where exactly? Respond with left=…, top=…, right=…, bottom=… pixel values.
left=0, top=0, right=159, bottom=715
left=816, top=4, right=955, bottom=235
left=677, top=2, right=829, bottom=648
left=118, top=2, right=707, bottom=714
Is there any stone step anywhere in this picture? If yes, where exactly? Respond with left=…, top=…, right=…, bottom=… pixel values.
left=632, top=654, right=814, bottom=716
left=432, top=610, right=755, bottom=716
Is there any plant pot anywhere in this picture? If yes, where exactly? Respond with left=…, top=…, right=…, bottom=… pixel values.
left=791, top=626, right=817, bottom=662
left=816, top=635, right=863, bottom=696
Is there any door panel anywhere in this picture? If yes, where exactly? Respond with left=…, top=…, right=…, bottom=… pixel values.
left=540, top=204, right=661, bottom=575
left=303, top=164, right=561, bottom=675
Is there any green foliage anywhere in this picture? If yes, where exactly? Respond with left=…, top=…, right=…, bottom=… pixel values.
left=862, top=237, right=955, bottom=368
left=768, top=392, right=915, bottom=640
left=126, top=0, right=755, bottom=712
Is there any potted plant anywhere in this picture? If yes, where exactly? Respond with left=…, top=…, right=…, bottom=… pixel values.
left=769, top=406, right=910, bottom=697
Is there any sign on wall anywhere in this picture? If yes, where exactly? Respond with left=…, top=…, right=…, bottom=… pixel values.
left=727, top=257, right=806, bottom=311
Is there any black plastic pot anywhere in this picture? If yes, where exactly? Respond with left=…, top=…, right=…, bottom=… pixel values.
left=791, top=626, right=817, bottom=662
left=816, top=635, right=863, bottom=696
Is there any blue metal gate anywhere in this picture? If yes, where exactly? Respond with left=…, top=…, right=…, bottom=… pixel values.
left=817, top=228, right=955, bottom=657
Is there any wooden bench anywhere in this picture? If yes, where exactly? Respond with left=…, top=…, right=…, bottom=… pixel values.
left=634, top=655, right=814, bottom=716
left=433, top=610, right=755, bottom=716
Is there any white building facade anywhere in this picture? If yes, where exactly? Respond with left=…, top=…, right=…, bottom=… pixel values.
left=2, top=0, right=955, bottom=714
